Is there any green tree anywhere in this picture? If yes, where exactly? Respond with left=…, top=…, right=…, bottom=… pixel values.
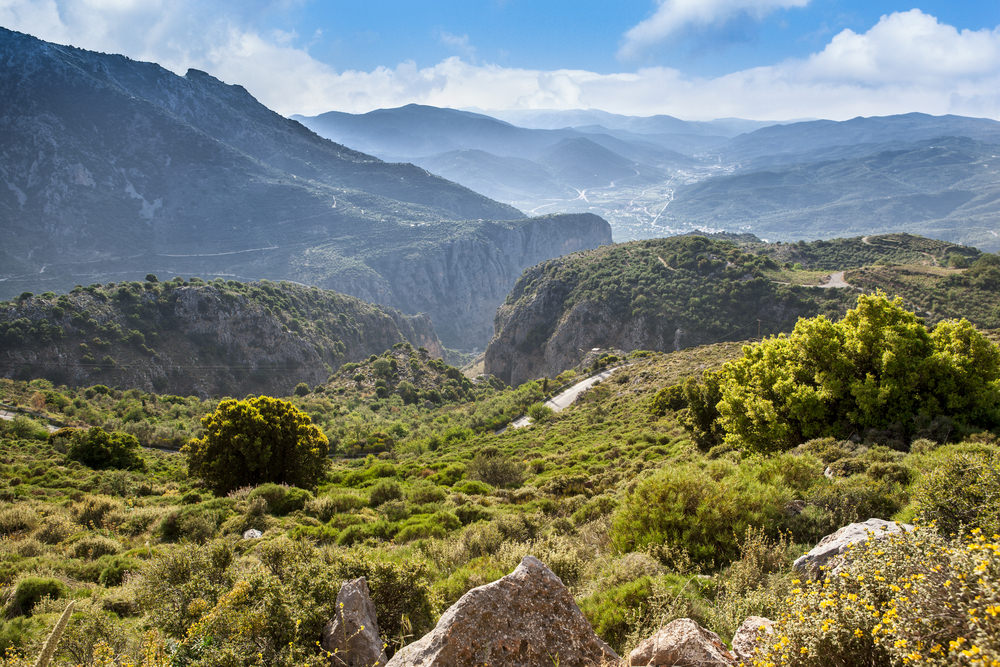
left=710, top=293, right=1000, bottom=453
left=185, top=396, right=329, bottom=494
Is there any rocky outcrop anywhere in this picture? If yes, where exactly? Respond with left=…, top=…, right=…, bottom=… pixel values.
left=386, top=555, right=618, bottom=667
left=732, top=617, right=774, bottom=664
left=792, top=518, right=914, bottom=575
left=485, top=235, right=847, bottom=386
left=321, top=578, right=387, bottom=667
left=0, top=280, right=444, bottom=397
left=629, top=618, right=735, bottom=666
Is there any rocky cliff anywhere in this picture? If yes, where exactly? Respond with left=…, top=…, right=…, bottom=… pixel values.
left=0, top=279, right=443, bottom=396
left=484, top=236, right=851, bottom=385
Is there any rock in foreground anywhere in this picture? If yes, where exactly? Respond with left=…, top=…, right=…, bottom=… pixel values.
left=386, top=555, right=618, bottom=667
left=792, top=518, right=913, bottom=574
left=629, top=618, right=735, bottom=666
left=321, top=577, right=387, bottom=667
left=732, top=616, right=774, bottom=663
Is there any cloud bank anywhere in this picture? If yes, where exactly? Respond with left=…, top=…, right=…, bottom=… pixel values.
left=619, top=0, right=811, bottom=59
left=1, top=1, right=999, bottom=120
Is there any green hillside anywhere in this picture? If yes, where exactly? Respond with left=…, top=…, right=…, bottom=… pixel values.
left=1, top=293, right=998, bottom=664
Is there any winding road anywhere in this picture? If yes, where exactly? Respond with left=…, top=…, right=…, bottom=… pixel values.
left=504, top=365, right=622, bottom=431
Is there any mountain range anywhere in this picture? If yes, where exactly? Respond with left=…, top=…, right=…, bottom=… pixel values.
left=0, top=28, right=610, bottom=348
left=297, top=105, right=1000, bottom=250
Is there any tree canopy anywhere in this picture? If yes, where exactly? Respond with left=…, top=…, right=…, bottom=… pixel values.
left=185, top=396, right=329, bottom=493
left=670, top=293, right=1000, bottom=453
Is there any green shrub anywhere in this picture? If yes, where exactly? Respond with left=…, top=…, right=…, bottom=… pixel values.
left=68, top=534, right=121, bottom=560
left=913, top=445, right=1000, bottom=536
left=407, top=481, right=447, bottom=505
left=3, top=415, right=50, bottom=441
left=71, top=495, right=123, bottom=529
left=66, top=427, right=145, bottom=470
left=451, top=480, right=492, bottom=495
left=185, top=396, right=329, bottom=494
left=98, top=555, right=141, bottom=586
left=248, top=483, right=313, bottom=516
left=4, top=577, right=66, bottom=617
left=368, top=479, right=403, bottom=507
left=0, top=506, right=37, bottom=535
left=467, top=447, right=524, bottom=489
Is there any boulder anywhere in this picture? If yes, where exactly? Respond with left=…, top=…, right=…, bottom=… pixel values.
left=732, top=616, right=774, bottom=663
left=385, top=555, right=618, bottom=667
left=792, top=518, right=913, bottom=575
left=242, top=528, right=262, bottom=540
left=321, top=577, right=387, bottom=667
left=629, top=618, right=735, bottom=666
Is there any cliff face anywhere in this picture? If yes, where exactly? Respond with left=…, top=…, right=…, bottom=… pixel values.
left=0, top=280, right=443, bottom=397
left=361, top=213, right=613, bottom=347
left=485, top=236, right=851, bottom=386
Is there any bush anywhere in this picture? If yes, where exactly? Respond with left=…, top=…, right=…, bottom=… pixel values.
left=0, top=506, right=37, bottom=535
left=4, top=577, right=66, bottom=617
left=71, top=495, right=123, bottom=529
left=2, top=415, right=50, bottom=441
left=66, top=427, right=145, bottom=470
left=247, top=483, right=313, bottom=516
left=368, top=479, right=403, bottom=507
left=913, top=445, right=1000, bottom=536
left=33, top=513, right=74, bottom=544
left=185, top=396, right=329, bottom=494
left=754, top=527, right=1000, bottom=666
left=68, top=534, right=121, bottom=560
left=466, top=447, right=524, bottom=489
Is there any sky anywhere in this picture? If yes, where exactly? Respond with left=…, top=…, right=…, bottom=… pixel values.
left=2, top=1, right=1000, bottom=121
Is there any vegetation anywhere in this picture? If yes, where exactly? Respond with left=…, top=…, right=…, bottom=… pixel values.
left=185, top=396, right=330, bottom=493
left=666, top=293, right=1000, bottom=453
left=0, top=289, right=998, bottom=665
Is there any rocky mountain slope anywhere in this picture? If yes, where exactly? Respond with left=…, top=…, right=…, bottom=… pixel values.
left=484, top=233, right=989, bottom=385
left=0, top=278, right=442, bottom=396
left=0, top=29, right=611, bottom=348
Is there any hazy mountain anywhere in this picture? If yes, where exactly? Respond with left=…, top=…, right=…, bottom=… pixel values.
left=667, top=136, right=1000, bottom=250
left=0, top=28, right=612, bottom=348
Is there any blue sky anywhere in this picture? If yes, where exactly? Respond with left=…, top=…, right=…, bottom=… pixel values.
left=2, top=1, right=1000, bottom=120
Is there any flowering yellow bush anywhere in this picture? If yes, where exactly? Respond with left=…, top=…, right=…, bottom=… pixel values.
left=749, top=526, right=1000, bottom=666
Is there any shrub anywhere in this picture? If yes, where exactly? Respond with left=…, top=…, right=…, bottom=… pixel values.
left=0, top=506, right=37, bottom=535
left=407, top=481, right=447, bottom=505
left=466, top=447, right=524, bottom=489
left=71, top=495, right=123, bottom=529
left=66, top=427, right=145, bottom=470
left=913, top=445, right=1000, bottom=536
left=452, top=480, right=492, bottom=495
left=185, top=396, right=329, bottom=494
left=247, top=483, right=313, bottom=516
left=368, top=479, right=403, bottom=507
left=754, top=527, right=1000, bottom=666
left=4, top=577, right=66, bottom=618
left=68, top=535, right=121, bottom=560
left=2, top=416, right=49, bottom=441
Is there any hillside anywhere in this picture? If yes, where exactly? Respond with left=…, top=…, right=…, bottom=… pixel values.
left=1, top=315, right=998, bottom=663
left=0, top=29, right=611, bottom=348
left=484, top=233, right=994, bottom=385
left=0, top=278, right=442, bottom=397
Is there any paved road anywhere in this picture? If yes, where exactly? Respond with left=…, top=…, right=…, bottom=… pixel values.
left=505, top=365, right=622, bottom=431
left=0, top=408, right=59, bottom=432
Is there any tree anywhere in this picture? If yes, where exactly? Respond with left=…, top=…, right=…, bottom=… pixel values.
left=184, top=396, right=329, bottom=494
left=710, top=293, right=1000, bottom=453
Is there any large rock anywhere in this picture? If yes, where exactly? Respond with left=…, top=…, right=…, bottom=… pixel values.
left=792, top=518, right=913, bottom=575
left=731, top=616, right=774, bottom=663
left=321, top=577, right=387, bottom=667
left=629, top=618, right=735, bottom=666
left=385, top=555, right=618, bottom=667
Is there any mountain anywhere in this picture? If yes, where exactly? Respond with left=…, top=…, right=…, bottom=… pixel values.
left=666, top=136, right=1000, bottom=250
left=484, top=233, right=990, bottom=385
left=0, top=29, right=611, bottom=348
left=0, top=278, right=443, bottom=396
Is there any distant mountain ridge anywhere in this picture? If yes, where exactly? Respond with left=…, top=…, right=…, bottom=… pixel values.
left=0, top=28, right=612, bottom=347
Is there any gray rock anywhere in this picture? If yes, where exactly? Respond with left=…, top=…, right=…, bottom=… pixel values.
left=321, top=577, right=387, bottom=667
left=732, top=616, right=774, bottom=663
left=242, top=528, right=262, bottom=540
left=386, top=555, right=618, bottom=667
left=629, top=618, right=735, bottom=666
left=792, top=518, right=913, bottom=575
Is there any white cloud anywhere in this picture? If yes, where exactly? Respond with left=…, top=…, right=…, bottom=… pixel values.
left=438, top=30, right=476, bottom=61
left=619, top=0, right=810, bottom=59
left=1, top=3, right=999, bottom=121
